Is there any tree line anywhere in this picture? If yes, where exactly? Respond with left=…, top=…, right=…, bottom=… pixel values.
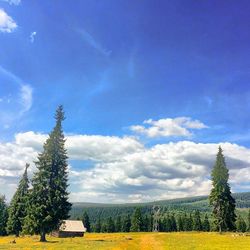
left=80, top=207, right=250, bottom=233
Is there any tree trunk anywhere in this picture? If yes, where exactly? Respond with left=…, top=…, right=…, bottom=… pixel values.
left=40, top=231, right=46, bottom=242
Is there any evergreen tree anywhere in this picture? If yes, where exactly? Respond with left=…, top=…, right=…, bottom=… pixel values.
left=193, top=210, right=202, bottom=231
left=122, top=214, right=131, bottom=232
left=209, top=147, right=236, bottom=232
left=7, top=164, right=29, bottom=236
left=0, top=195, right=8, bottom=236
left=170, top=214, right=177, bottom=232
left=95, top=216, right=101, bottom=233
left=164, top=214, right=172, bottom=232
left=23, top=106, right=71, bottom=241
left=177, top=215, right=184, bottom=231
left=115, top=216, right=122, bottom=232
left=236, top=215, right=247, bottom=233
left=187, top=213, right=193, bottom=231
left=107, top=217, right=115, bottom=233
left=82, top=211, right=91, bottom=232
left=247, top=209, right=250, bottom=232
left=130, top=207, right=143, bottom=232
left=203, top=214, right=210, bottom=232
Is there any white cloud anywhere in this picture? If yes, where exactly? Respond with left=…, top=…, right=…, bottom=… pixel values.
left=0, top=131, right=249, bottom=203
left=30, top=31, right=36, bottom=43
left=0, top=9, right=17, bottom=33
left=2, top=0, right=21, bottom=5
left=130, top=117, right=208, bottom=138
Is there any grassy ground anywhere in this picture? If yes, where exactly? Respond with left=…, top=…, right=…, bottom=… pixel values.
left=0, top=232, right=250, bottom=250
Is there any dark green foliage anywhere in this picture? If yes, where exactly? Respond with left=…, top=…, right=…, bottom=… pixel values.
left=107, top=217, right=115, bottom=232
left=142, top=214, right=152, bottom=232
left=94, top=216, right=101, bottom=233
left=82, top=211, right=91, bottom=232
left=248, top=209, right=250, bottom=232
left=122, top=214, right=131, bottom=232
left=130, top=207, right=143, bottom=232
left=23, top=106, right=71, bottom=241
left=0, top=195, right=8, bottom=236
left=177, top=215, right=184, bottom=231
left=170, top=214, right=177, bottom=231
left=7, top=164, right=29, bottom=236
left=236, top=215, right=247, bottom=232
left=193, top=210, right=202, bottom=231
left=114, top=216, right=121, bottom=232
left=209, top=147, right=236, bottom=232
left=203, top=214, right=210, bottom=232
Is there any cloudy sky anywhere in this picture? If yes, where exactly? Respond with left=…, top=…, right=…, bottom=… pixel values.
left=0, top=0, right=250, bottom=203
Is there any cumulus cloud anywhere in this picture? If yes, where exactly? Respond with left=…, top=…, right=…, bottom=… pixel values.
left=0, top=8, right=17, bottom=33
left=0, top=131, right=249, bottom=203
left=130, top=117, right=208, bottom=138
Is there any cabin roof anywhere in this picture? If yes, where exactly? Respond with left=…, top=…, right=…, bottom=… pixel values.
left=59, top=220, right=86, bottom=233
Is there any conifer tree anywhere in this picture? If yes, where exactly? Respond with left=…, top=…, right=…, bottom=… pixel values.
left=164, top=214, right=172, bottom=232
left=0, top=195, right=8, bottom=236
left=236, top=215, right=247, bottom=232
left=170, top=214, right=177, bottom=231
left=177, top=215, right=184, bottom=231
left=95, top=216, right=101, bottom=233
left=7, top=164, right=29, bottom=236
left=115, top=216, right=122, bottom=232
left=209, top=147, right=236, bottom=232
left=107, top=217, right=115, bottom=233
left=193, top=210, right=202, bottom=231
left=130, top=207, right=143, bottom=232
left=247, top=209, right=250, bottom=232
left=187, top=213, right=193, bottom=231
left=203, top=214, right=210, bottom=232
left=23, top=106, right=71, bottom=241
left=122, top=214, right=131, bottom=232
left=82, top=211, right=91, bottom=232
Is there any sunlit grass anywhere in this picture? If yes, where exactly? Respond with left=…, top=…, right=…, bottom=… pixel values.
left=0, top=232, right=250, bottom=250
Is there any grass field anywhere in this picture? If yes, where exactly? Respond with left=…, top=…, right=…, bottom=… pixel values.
left=0, top=232, right=250, bottom=250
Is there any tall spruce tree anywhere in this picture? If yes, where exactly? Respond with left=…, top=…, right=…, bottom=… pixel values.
left=115, top=216, right=122, bottom=232
left=0, top=195, right=8, bottom=236
left=82, top=211, right=91, bottom=232
left=7, top=164, right=29, bottom=236
left=193, top=210, right=202, bottom=231
left=130, top=207, right=143, bottom=232
left=236, top=215, right=247, bottom=233
left=122, top=214, right=131, bottom=232
left=23, top=106, right=71, bottom=241
left=247, top=209, right=250, bottom=232
left=203, top=214, right=210, bottom=232
left=209, top=147, right=236, bottom=232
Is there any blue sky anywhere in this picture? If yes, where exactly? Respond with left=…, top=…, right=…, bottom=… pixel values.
left=0, top=0, right=250, bottom=202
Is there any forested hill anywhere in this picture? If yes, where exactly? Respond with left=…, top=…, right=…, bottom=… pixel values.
left=70, top=192, right=250, bottom=222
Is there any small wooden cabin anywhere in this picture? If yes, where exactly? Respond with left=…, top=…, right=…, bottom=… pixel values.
left=52, top=220, right=86, bottom=238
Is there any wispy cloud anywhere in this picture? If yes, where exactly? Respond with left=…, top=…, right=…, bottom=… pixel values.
left=19, top=84, right=33, bottom=113
left=77, top=29, right=111, bottom=57
left=0, top=8, right=17, bottom=33
left=0, top=65, right=33, bottom=129
left=1, top=0, right=21, bottom=5
left=29, top=31, right=37, bottom=43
